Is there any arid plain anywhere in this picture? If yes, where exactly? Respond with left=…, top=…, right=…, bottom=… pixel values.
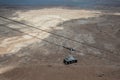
left=0, top=6, right=120, bottom=80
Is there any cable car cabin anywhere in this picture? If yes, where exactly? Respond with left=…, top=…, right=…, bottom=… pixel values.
left=63, top=55, right=77, bottom=65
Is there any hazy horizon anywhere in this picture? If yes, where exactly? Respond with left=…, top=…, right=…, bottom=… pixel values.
left=0, top=0, right=120, bottom=8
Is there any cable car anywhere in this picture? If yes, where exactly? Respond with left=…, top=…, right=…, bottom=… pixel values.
left=63, top=55, right=77, bottom=65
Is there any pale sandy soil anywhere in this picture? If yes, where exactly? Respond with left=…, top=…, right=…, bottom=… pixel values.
left=0, top=7, right=120, bottom=80
left=0, top=8, right=101, bottom=54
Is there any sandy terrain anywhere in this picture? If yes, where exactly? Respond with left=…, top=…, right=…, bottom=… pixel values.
left=0, top=8, right=101, bottom=54
left=0, top=7, right=120, bottom=80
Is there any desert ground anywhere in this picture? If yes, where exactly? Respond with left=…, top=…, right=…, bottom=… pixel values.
left=0, top=6, right=120, bottom=80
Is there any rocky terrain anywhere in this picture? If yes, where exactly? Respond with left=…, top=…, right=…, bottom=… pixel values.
left=0, top=6, right=120, bottom=80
